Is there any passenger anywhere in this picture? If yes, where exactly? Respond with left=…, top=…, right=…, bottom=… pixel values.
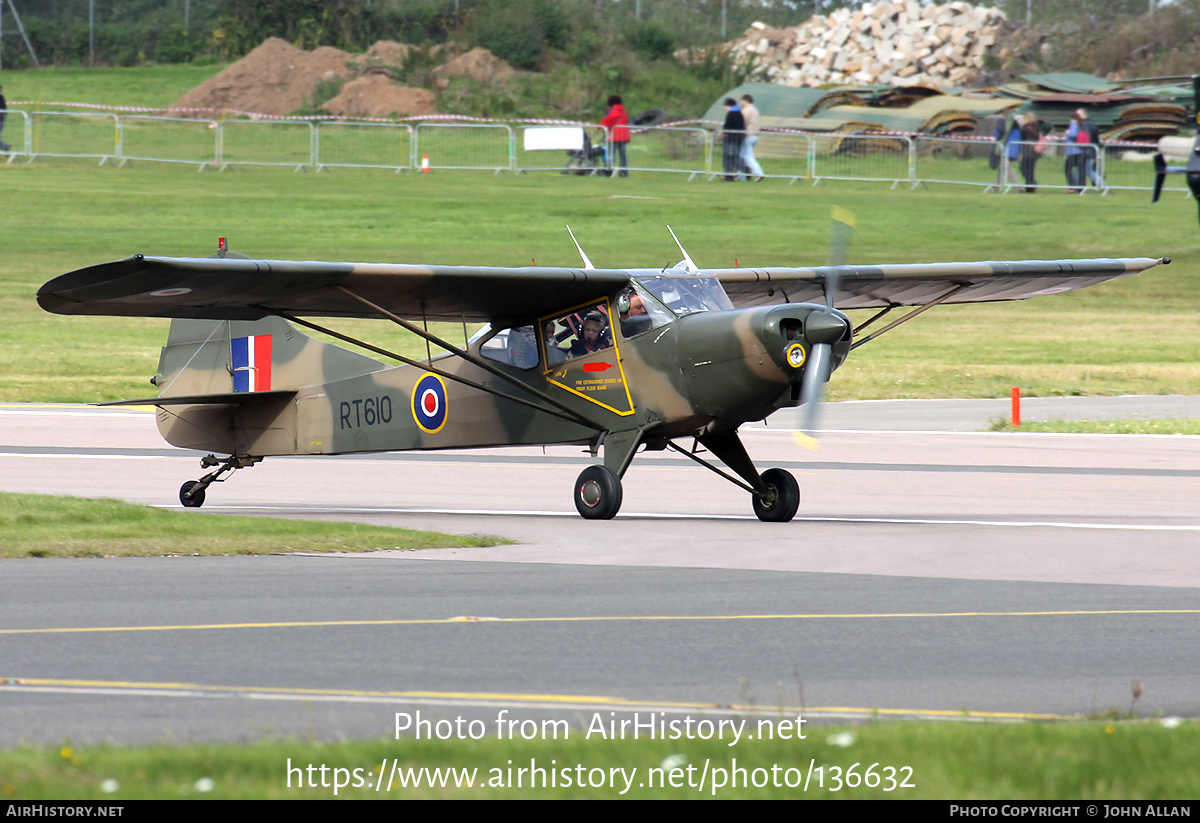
left=544, top=321, right=568, bottom=365
left=569, top=312, right=609, bottom=357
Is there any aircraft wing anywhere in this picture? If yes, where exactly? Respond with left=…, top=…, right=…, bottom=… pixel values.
left=38, top=256, right=634, bottom=323
left=707, top=258, right=1167, bottom=310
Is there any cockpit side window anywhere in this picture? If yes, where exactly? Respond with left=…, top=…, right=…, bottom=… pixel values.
left=546, top=301, right=613, bottom=362
left=479, top=324, right=540, bottom=369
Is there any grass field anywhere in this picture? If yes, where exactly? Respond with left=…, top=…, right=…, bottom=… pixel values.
left=5, top=63, right=227, bottom=109
left=3, top=719, right=1196, bottom=799
left=3, top=65, right=1199, bottom=803
left=0, top=493, right=504, bottom=557
left=5, top=159, right=1199, bottom=403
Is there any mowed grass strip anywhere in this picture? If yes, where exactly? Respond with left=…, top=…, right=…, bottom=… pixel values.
left=1, top=719, right=1196, bottom=799
left=0, top=492, right=504, bottom=558
left=989, top=418, right=1200, bottom=435
left=7, top=161, right=1200, bottom=403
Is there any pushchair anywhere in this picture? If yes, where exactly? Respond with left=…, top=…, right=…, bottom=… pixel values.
left=563, top=129, right=609, bottom=176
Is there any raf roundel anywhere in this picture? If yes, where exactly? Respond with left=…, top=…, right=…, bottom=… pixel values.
left=411, top=373, right=448, bottom=433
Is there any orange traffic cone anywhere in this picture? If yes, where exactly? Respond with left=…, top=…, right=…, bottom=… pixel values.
left=420, top=155, right=430, bottom=173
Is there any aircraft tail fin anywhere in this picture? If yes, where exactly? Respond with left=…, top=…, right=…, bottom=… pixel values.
left=152, top=315, right=385, bottom=402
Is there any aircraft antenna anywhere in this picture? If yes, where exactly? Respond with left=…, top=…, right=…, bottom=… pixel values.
left=566, top=226, right=595, bottom=270
left=666, top=226, right=699, bottom=273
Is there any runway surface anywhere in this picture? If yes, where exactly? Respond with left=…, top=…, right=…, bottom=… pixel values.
left=1, top=401, right=1198, bottom=745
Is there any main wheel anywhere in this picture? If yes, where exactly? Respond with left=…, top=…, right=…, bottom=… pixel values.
left=752, top=468, right=799, bottom=523
left=179, top=480, right=206, bottom=508
left=573, top=465, right=623, bottom=520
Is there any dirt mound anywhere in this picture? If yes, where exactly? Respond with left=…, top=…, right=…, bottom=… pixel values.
left=171, top=38, right=516, bottom=120
left=321, top=75, right=435, bottom=118
left=362, top=40, right=412, bottom=68
left=171, top=37, right=355, bottom=116
left=435, top=47, right=515, bottom=83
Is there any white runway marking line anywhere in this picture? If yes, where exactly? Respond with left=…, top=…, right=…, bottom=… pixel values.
left=190, top=505, right=1200, bottom=531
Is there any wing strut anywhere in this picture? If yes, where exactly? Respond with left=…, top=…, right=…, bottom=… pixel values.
left=330, top=285, right=609, bottom=430
left=260, top=307, right=603, bottom=432
left=850, top=283, right=971, bottom=350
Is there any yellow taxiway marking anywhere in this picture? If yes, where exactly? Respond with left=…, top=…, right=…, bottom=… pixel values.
left=0, top=677, right=1074, bottom=721
left=2, top=609, right=1198, bottom=636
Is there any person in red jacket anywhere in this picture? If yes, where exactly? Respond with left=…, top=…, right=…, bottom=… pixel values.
left=599, top=94, right=630, bottom=177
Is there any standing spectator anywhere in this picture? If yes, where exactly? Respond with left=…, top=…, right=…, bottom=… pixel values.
left=740, top=94, right=763, bottom=181
left=599, top=94, right=629, bottom=178
left=1018, top=114, right=1041, bottom=193
left=1064, top=114, right=1084, bottom=193
left=0, top=85, right=9, bottom=153
left=987, top=112, right=1021, bottom=192
left=1075, top=108, right=1106, bottom=193
left=721, top=98, right=745, bottom=182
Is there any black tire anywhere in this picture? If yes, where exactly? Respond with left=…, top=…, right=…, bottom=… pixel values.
left=573, top=465, right=623, bottom=520
left=179, top=480, right=206, bottom=509
left=752, top=468, right=799, bottom=523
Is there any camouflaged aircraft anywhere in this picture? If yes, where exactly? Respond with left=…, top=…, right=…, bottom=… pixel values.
left=37, top=231, right=1167, bottom=522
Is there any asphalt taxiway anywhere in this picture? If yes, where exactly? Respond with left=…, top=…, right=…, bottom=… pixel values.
left=1, top=401, right=1197, bottom=745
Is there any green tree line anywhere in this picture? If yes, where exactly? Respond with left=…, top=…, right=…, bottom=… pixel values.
left=0, top=0, right=1186, bottom=70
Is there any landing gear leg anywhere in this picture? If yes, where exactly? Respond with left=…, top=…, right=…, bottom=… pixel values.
left=672, top=428, right=801, bottom=523
left=179, top=453, right=261, bottom=508
left=571, top=427, right=645, bottom=520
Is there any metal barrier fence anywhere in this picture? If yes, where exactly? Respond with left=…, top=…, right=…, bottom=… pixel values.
left=8, top=109, right=1184, bottom=197
left=811, top=133, right=913, bottom=188
left=219, top=119, right=313, bottom=171
left=1, top=109, right=28, bottom=160
left=30, top=111, right=118, bottom=164
left=1104, top=142, right=1190, bottom=196
left=118, top=115, right=218, bottom=169
left=415, top=122, right=512, bottom=172
left=315, top=121, right=414, bottom=172
left=750, top=130, right=810, bottom=182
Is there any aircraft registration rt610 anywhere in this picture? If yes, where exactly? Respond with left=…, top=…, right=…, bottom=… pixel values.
left=38, top=228, right=1166, bottom=522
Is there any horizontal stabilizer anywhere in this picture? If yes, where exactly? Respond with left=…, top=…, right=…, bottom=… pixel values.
left=98, top=390, right=296, bottom=407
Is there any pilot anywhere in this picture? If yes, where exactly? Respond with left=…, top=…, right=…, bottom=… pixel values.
left=569, top=312, right=609, bottom=357
left=619, top=291, right=652, bottom=338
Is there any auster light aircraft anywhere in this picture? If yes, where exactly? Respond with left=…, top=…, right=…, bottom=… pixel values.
left=37, top=226, right=1166, bottom=522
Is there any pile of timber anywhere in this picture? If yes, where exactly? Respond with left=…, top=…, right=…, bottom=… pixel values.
left=728, top=1, right=1007, bottom=88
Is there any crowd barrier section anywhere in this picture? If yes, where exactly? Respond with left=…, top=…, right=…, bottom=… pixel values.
left=10, top=110, right=1185, bottom=197
left=749, top=130, right=811, bottom=182
left=118, top=115, right=219, bottom=170
left=624, top=125, right=711, bottom=178
left=315, top=121, right=414, bottom=173
left=414, top=122, right=513, bottom=172
left=912, top=135, right=994, bottom=189
left=1102, top=142, right=1189, bottom=196
left=218, top=119, right=314, bottom=171
left=29, top=111, right=118, bottom=164
left=2, top=109, right=28, bottom=161
left=810, top=133, right=914, bottom=187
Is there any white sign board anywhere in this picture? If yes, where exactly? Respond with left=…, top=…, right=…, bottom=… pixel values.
left=523, top=127, right=585, bottom=152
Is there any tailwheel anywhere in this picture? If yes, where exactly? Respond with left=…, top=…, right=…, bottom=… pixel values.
left=179, top=480, right=206, bottom=508
left=752, top=468, right=799, bottom=523
left=176, top=453, right=261, bottom=509
left=574, top=465, right=623, bottom=520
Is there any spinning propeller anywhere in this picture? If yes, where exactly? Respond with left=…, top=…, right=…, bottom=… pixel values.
left=796, top=208, right=855, bottom=450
